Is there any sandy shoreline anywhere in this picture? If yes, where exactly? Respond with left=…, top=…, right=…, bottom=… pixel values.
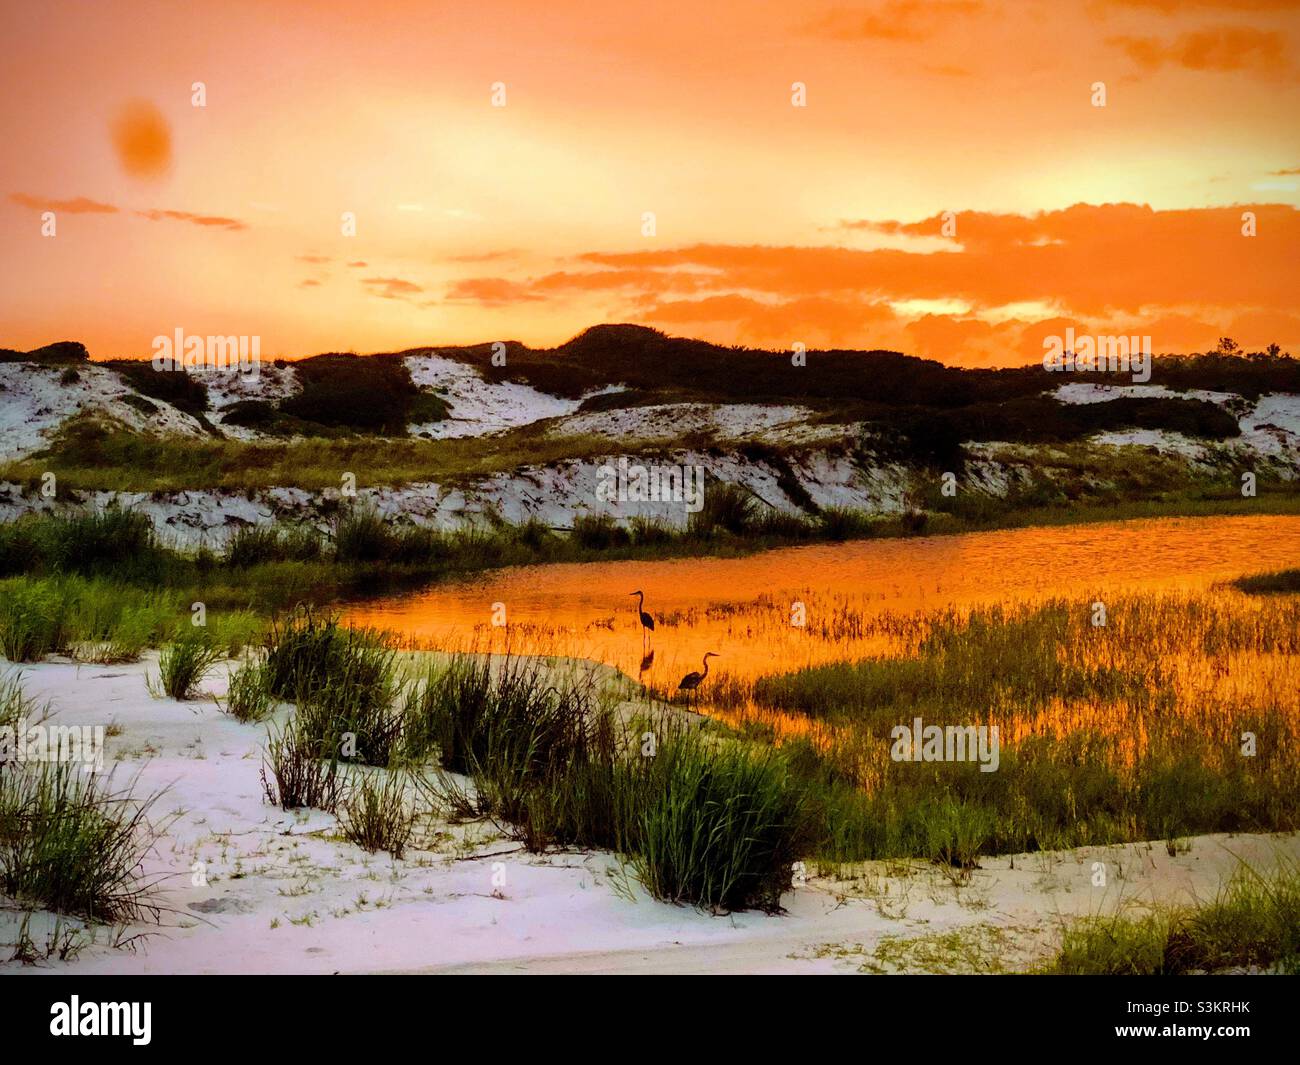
left=2, top=654, right=1296, bottom=975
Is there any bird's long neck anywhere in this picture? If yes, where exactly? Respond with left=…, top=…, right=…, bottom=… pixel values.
left=701, top=656, right=710, bottom=678
left=635, top=592, right=644, bottom=608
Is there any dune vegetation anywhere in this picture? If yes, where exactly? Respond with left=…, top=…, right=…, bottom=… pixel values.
left=210, top=580, right=1300, bottom=911
left=0, top=498, right=1297, bottom=936
left=10, top=577, right=1295, bottom=920
left=1044, top=858, right=1300, bottom=975
left=690, top=590, right=1300, bottom=863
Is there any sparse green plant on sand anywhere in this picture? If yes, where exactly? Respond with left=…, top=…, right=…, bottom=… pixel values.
left=151, top=631, right=223, bottom=700
left=224, top=655, right=275, bottom=722
left=1044, top=859, right=1300, bottom=974
left=339, top=769, right=416, bottom=858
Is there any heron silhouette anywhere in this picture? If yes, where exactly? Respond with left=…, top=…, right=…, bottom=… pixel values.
left=630, top=590, right=655, bottom=648
left=677, top=652, right=718, bottom=708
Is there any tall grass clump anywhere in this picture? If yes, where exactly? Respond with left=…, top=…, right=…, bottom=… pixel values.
left=909, top=797, right=994, bottom=872
left=0, top=672, right=47, bottom=751
left=404, top=654, right=613, bottom=847
left=225, top=524, right=324, bottom=567
left=622, top=731, right=815, bottom=913
left=818, top=507, right=875, bottom=541
left=0, top=509, right=165, bottom=580
left=203, top=610, right=263, bottom=658
left=263, top=608, right=400, bottom=766
left=43, top=509, right=158, bottom=574
left=294, top=662, right=402, bottom=768
left=73, top=603, right=161, bottom=664
left=688, top=481, right=755, bottom=537
left=224, top=656, right=275, bottom=722
left=0, top=762, right=164, bottom=922
left=333, top=507, right=394, bottom=563
left=409, top=653, right=814, bottom=910
left=0, top=578, right=71, bottom=661
left=263, top=607, right=388, bottom=702
left=511, top=517, right=556, bottom=552
left=152, top=630, right=223, bottom=699
left=0, top=521, right=43, bottom=576
left=572, top=513, right=631, bottom=550
left=261, top=720, right=341, bottom=812
left=751, top=509, right=817, bottom=540
left=629, top=516, right=675, bottom=545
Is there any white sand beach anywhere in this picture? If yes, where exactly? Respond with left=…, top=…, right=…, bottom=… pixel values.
left=4, top=654, right=1295, bottom=975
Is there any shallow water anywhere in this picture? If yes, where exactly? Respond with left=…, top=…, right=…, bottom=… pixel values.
left=343, top=514, right=1300, bottom=694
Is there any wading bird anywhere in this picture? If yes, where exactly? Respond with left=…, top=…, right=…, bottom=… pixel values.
left=630, top=590, right=655, bottom=647
left=677, top=652, right=718, bottom=708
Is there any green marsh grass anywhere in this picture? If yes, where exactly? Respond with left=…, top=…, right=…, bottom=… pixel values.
left=0, top=761, right=165, bottom=922
left=153, top=631, right=224, bottom=700
left=404, top=653, right=615, bottom=848
left=0, top=670, right=48, bottom=742
left=224, top=656, right=275, bottom=722
left=0, top=578, right=71, bottom=661
left=406, top=650, right=813, bottom=910
left=262, top=608, right=401, bottom=766
left=225, top=523, right=324, bottom=567
left=0, top=574, right=259, bottom=665
left=688, top=481, right=756, bottom=537
left=706, top=592, right=1300, bottom=866
left=0, top=508, right=161, bottom=580
left=333, top=507, right=397, bottom=563
left=622, top=729, right=815, bottom=913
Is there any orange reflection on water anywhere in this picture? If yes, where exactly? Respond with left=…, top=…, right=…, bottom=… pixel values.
left=342, top=514, right=1300, bottom=700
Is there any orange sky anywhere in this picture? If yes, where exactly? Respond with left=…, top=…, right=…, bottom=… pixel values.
left=1, top=0, right=1298, bottom=365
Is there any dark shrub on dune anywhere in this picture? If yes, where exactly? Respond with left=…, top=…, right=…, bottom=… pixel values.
left=105, top=359, right=210, bottom=418
left=0, top=341, right=89, bottom=364
left=280, top=352, right=421, bottom=434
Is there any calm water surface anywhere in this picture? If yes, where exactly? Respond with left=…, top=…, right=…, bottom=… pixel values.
left=343, top=514, right=1300, bottom=692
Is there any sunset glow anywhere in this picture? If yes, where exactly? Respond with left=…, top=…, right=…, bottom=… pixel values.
left=2, top=0, right=1298, bottom=362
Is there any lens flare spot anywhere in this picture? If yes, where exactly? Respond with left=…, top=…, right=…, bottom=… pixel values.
left=110, top=100, right=172, bottom=178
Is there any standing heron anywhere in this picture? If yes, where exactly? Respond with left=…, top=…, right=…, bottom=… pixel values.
left=677, top=652, right=718, bottom=708
left=630, top=590, right=655, bottom=648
